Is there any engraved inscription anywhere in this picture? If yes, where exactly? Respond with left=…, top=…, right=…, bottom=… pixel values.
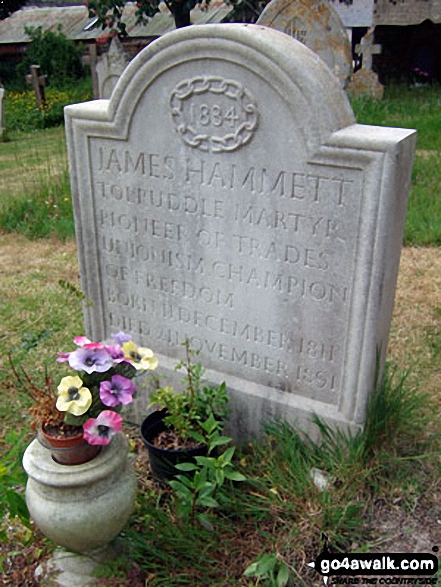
left=170, top=77, right=259, bottom=153
left=91, top=142, right=362, bottom=401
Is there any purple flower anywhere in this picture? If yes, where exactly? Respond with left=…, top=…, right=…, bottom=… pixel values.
left=100, top=375, right=135, bottom=407
left=83, top=411, right=123, bottom=445
left=105, top=345, right=125, bottom=363
left=111, top=331, right=133, bottom=345
left=68, top=347, right=113, bottom=374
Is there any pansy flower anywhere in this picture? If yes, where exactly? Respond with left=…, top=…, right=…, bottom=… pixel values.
left=68, top=346, right=114, bottom=374
left=111, top=331, right=133, bottom=346
left=100, top=375, right=135, bottom=407
left=83, top=411, right=123, bottom=445
left=122, top=341, right=158, bottom=371
left=56, top=376, right=92, bottom=416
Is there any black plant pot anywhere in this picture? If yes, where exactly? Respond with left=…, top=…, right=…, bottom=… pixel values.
left=140, top=409, right=208, bottom=481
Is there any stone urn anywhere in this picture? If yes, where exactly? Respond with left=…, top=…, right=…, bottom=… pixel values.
left=23, top=433, right=137, bottom=554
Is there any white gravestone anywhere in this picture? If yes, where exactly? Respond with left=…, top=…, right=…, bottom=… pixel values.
left=65, top=24, right=416, bottom=440
left=0, top=86, right=5, bottom=140
left=96, top=37, right=130, bottom=100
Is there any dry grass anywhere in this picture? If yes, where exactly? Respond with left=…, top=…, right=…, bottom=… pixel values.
left=388, top=247, right=441, bottom=407
left=0, top=232, right=81, bottom=374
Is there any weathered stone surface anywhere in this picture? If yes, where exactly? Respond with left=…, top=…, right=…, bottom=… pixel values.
left=23, top=434, right=136, bottom=553
left=0, top=86, right=5, bottom=141
left=326, top=0, right=374, bottom=28
left=347, top=68, right=384, bottom=100
left=65, top=24, right=416, bottom=440
left=96, top=36, right=130, bottom=99
left=257, top=0, right=352, bottom=87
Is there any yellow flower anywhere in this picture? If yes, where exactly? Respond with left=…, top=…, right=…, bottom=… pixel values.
left=56, top=375, right=92, bottom=416
left=122, top=341, right=158, bottom=371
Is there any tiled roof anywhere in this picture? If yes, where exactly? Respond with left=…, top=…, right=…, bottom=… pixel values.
left=0, top=1, right=233, bottom=43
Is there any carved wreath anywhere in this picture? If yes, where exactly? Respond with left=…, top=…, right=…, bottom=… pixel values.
left=170, top=76, right=259, bottom=153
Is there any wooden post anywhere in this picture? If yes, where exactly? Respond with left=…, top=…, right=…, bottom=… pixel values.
left=82, top=44, right=100, bottom=99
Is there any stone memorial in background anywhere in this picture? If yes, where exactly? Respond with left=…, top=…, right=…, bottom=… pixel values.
left=25, top=64, right=48, bottom=107
left=96, top=36, right=130, bottom=100
left=347, top=28, right=384, bottom=100
left=0, top=85, right=5, bottom=141
left=257, top=0, right=352, bottom=88
left=65, top=24, right=416, bottom=440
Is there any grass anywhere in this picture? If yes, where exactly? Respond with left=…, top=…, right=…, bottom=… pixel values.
left=0, top=240, right=439, bottom=585
left=351, top=84, right=441, bottom=245
left=104, top=368, right=438, bottom=586
left=0, top=127, right=74, bottom=239
left=0, top=84, right=440, bottom=242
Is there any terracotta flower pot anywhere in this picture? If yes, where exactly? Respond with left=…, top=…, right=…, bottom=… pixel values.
left=39, top=426, right=101, bottom=466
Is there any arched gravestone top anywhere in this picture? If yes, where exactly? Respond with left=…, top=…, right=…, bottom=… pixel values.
left=96, top=36, right=130, bottom=100
left=257, top=0, right=352, bottom=87
left=65, top=24, right=416, bottom=440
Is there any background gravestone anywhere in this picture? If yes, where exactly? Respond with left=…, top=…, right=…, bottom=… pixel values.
left=65, top=24, right=416, bottom=440
left=348, top=28, right=384, bottom=99
left=96, top=37, right=130, bottom=100
left=257, top=0, right=352, bottom=88
left=0, top=85, right=5, bottom=141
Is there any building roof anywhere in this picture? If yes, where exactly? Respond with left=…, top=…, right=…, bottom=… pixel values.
left=0, top=1, right=233, bottom=44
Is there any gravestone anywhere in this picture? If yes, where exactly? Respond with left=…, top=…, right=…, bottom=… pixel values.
left=355, top=28, right=381, bottom=70
left=0, top=85, right=5, bottom=141
left=96, top=37, right=130, bottom=100
left=65, top=24, right=416, bottom=440
left=348, top=28, right=384, bottom=99
left=326, top=0, right=374, bottom=28
left=257, top=0, right=352, bottom=88
left=25, top=64, right=48, bottom=107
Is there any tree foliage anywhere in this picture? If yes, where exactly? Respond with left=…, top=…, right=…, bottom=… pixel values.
left=17, top=26, right=85, bottom=87
left=87, top=0, right=207, bottom=33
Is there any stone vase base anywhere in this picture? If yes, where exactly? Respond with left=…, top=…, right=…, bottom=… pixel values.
left=35, top=546, right=118, bottom=587
left=23, top=433, right=137, bottom=554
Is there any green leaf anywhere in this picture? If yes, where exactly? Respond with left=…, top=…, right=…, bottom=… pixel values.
left=175, top=462, right=198, bottom=471
left=224, top=470, right=246, bottom=482
left=168, top=480, right=193, bottom=499
left=277, top=563, right=290, bottom=587
left=198, top=483, right=216, bottom=498
left=209, top=435, right=231, bottom=450
left=215, top=468, right=225, bottom=486
left=194, top=456, right=214, bottom=467
left=243, top=562, right=260, bottom=577
left=189, top=431, right=206, bottom=445
left=196, top=495, right=220, bottom=508
left=197, top=513, right=214, bottom=531
left=222, top=446, right=235, bottom=464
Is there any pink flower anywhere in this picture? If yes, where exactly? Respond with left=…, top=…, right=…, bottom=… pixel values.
left=83, top=411, right=123, bottom=445
left=100, top=375, right=135, bottom=407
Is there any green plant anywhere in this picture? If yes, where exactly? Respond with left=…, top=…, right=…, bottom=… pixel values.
left=149, top=340, right=229, bottom=447
left=4, top=81, right=92, bottom=132
left=169, top=414, right=246, bottom=529
left=0, top=431, right=30, bottom=540
left=244, top=553, right=292, bottom=587
left=17, top=26, right=85, bottom=88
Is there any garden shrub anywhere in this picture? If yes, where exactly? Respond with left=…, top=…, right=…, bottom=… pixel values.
left=17, top=26, right=85, bottom=87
